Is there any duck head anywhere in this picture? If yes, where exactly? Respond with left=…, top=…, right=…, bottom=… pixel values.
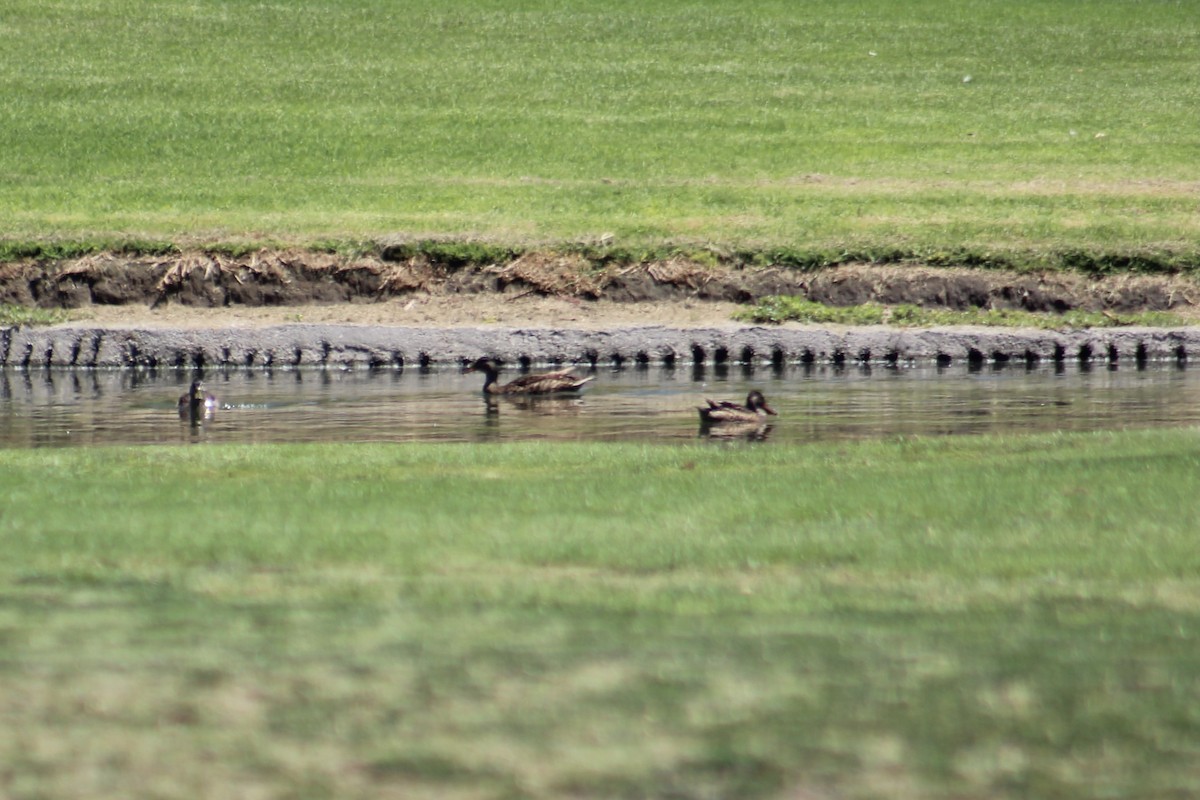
left=466, top=357, right=500, bottom=375
left=466, top=357, right=502, bottom=392
left=746, top=390, right=777, bottom=415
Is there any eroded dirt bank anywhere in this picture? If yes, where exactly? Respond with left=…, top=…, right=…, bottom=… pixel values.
left=4, top=250, right=1200, bottom=368
left=3, top=249, right=1199, bottom=314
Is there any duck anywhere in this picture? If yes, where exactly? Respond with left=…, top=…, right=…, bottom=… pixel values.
left=466, top=357, right=594, bottom=395
left=697, top=390, right=777, bottom=424
left=178, top=380, right=218, bottom=422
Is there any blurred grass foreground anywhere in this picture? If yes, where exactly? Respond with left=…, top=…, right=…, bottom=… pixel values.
left=4, top=435, right=1200, bottom=798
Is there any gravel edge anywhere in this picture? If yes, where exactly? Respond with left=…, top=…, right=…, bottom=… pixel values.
left=4, top=323, right=1200, bottom=369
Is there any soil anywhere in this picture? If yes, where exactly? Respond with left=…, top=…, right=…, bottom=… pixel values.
left=5, top=249, right=1200, bottom=330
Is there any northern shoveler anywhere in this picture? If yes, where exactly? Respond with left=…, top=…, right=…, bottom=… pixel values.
left=697, top=390, right=777, bottom=424
left=466, top=357, right=594, bottom=395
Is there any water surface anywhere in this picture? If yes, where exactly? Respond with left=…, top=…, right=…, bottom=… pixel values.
left=2, top=362, right=1198, bottom=448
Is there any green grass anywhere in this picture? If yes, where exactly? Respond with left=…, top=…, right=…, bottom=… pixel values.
left=0, top=304, right=70, bottom=326
left=5, top=433, right=1200, bottom=798
left=2, top=0, right=1199, bottom=261
left=737, top=296, right=1192, bottom=328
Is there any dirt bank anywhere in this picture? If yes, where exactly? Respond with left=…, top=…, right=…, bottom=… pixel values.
left=4, top=250, right=1200, bottom=328
left=5, top=250, right=1200, bottom=369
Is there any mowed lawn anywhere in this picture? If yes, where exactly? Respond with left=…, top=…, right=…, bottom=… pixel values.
left=5, top=1, right=1200, bottom=796
left=2, top=0, right=1199, bottom=255
left=4, top=432, right=1200, bottom=798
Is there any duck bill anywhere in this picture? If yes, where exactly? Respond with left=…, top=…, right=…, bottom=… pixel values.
left=762, top=404, right=778, bottom=416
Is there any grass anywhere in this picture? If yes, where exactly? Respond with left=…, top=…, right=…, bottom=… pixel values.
left=2, top=0, right=1199, bottom=262
left=737, top=296, right=1192, bottom=328
left=0, top=304, right=70, bottom=326
left=5, top=433, right=1200, bottom=798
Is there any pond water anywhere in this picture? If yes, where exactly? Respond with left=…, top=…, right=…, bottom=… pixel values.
left=2, top=361, right=1199, bottom=449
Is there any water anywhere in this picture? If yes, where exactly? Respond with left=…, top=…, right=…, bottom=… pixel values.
left=2, top=362, right=1199, bottom=448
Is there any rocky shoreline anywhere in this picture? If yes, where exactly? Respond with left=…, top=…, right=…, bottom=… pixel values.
left=4, top=322, right=1199, bottom=370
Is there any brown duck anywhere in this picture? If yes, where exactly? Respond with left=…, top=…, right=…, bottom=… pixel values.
left=467, top=357, right=594, bottom=395
left=178, top=380, right=218, bottom=422
left=697, top=390, right=777, bottom=424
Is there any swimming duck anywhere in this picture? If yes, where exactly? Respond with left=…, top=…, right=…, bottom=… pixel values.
left=178, top=380, right=218, bottom=422
left=697, top=390, right=777, bottom=424
left=466, top=357, right=594, bottom=395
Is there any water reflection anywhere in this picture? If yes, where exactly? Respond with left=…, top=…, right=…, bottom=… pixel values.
left=700, top=421, right=775, bottom=442
left=0, top=361, right=1198, bottom=449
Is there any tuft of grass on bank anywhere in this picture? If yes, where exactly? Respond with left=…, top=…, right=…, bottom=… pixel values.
left=0, top=304, right=70, bottom=326
left=5, top=434, right=1200, bottom=798
left=1, top=0, right=1199, bottom=260
left=737, top=295, right=1191, bottom=328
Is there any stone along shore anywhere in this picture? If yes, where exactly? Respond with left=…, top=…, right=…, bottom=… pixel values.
left=4, top=323, right=1200, bottom=369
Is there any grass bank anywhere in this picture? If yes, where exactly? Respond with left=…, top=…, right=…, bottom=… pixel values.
left=0, top=304, right=69, bottom=326
left=4, top=433, right=1200, bottom=798
left=3, top=0, right=1199, bottom=264
left=736, top=296, right=1190, bottom=327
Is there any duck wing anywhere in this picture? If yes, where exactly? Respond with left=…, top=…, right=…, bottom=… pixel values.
left=698, top=398, right=755, bottom=422
left=700, top=397, right=749, bottom=411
